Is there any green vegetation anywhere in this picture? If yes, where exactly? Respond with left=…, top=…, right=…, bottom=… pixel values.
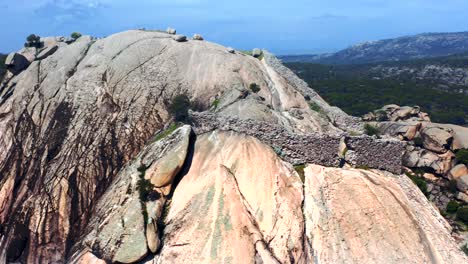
left=462, top=244, right=468, bottom=256
left=240, top=50, right=252, bottom=56
left=293, top=164, right=306, bottom=183
left=405, top=172, right=428, bottom=196
left=212, top=98, right=220, bottom=109
left=448, top=180, right=459, bottom=193
left=136, top=164, right=154, bottom=224
left=249, top=83, right=261, bottom=93
left=151, top=123, right=180, bottom=143
left=71, top=32, right=82, bottom=40
left=446, top=201, right=460, bottom=214
left=458, top=206, right=468, bottom=224
left=413, top=137, right=423, bottom=147
left=309, top=102, right=322, bottom=112
left=168, top=94, right=191, bottom=122
left=285, top=62, right=468, bottom=125
left=25, top=34, right=42, bottom=48
left=364, top=124, right=379, bottom=136
left=456, top=149, right=468, bottom=165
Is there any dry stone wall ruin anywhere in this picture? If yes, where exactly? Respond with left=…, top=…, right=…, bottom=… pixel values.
left=190, top=112, right=405, bottom=173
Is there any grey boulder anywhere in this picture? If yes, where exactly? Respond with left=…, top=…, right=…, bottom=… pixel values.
left=166, top=27, right=176, bottom=35
left=192, top=34, right=204, bottom=40
left=172, top=34, right=187, bottom=42
left=252, top=48, right=262, bottom=57
left=457, top=175, right=468, bottom=192
left=420, top=127, right=453, bottom=153
left=5, top=52, right=31, bottom=74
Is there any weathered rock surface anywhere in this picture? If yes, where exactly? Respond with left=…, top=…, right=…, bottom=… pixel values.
left=36, top=44, right=59, bottom=60
left=69, top=125, right=192, bottom=263
left=449, top=164, right=468, bottom=180
left=403, top=147, right=455, bottom=175
left=420, top=126, right=453, bottom=153
left=156, top=131, right=305, bottom=263
left=303, top=165, right=467, bottom=263
left=457, top=175, right=468, bottom=192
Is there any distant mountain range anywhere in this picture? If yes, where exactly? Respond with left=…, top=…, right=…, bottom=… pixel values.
left=280, top=32, right=468, bottom=64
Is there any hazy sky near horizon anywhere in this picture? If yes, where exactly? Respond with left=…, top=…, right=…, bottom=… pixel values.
left=1, top=0, right=467, bottom=54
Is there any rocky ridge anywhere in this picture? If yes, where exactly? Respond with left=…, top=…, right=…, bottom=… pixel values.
left=0, top=29, right=466, bottom=263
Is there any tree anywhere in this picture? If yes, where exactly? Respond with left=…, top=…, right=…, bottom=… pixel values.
left=168, top=95, right=191, bottom=122
left=71, top=32, right=82, bottom=40
left=25, top=34, right=41, bottom=48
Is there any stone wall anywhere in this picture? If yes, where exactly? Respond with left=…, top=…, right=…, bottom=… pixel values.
left=191, top=112, right=405, bottom=174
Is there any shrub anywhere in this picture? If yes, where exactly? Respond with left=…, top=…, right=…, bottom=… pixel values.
left=462, top=244, right=468, bottom=256
left=364, top=124, right=379, bottom=136
left=212, top=99, right=220, bottom=109
left=151, top=123, right=180, bottom=143
left=456, top=149, right=468, bottom=165
left=309, top=102, right=322, bottom=112
left=25, top=34, right=41, bottom=48
left=413, top=137, right=423, bottom=146
left=457, top=206, right=468, bottom=224
left=405, top=172, right=428, bottom=195
left=249, top=83, right=261, bottom=93
left=168, top=95, right=191, bottom=122
left=448, top=180, right=458, bottom=193
left=71, top=32, right=82, bottom=40
left=446, top=201, right=460, bottom=214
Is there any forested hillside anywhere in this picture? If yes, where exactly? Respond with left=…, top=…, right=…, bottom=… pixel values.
left=286, top=58, right=468, bottom=125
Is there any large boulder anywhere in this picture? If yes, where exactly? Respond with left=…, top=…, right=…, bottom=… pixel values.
left=252, top=48, right=262, bottom=58
left=403, top=147, right=455, bottom=175
left=192, top=34, right=204, bottom=40
left=166, top=27, right=176, bottom=35
left=5, top=52, right=31, bottom=74
left=449, top=164, right=468, bottom=180
left=457, top=175, right=468, bottom=192
left=420, top=126, right=453, bottom=153
left=70, top=125, right=192, bottom=263
left=172, top=34, right=187, bottom=42
left=375, top=121, right=421, bottom=140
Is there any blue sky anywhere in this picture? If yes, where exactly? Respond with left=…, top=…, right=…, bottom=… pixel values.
left=1, top=0, right=467, bottom=54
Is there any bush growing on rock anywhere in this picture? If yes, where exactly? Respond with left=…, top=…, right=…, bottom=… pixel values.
left=364, top=124, right=379, bottom=136
left=71, top=32, right=82, bottom=40
left=309, top=102, right=322, bottom=112
left=446, top=201, right=460, bottom=214
left=25, top=34, right=41, bottom=48
left=405, top=172, right=428, bottom=196
left=457, top=206, right=468, bottom=224
left=168, top=95, right=191, bottom=122
left=456, top=149, right=468, bottom=165
left=249, top=83, right=261, bottom=93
